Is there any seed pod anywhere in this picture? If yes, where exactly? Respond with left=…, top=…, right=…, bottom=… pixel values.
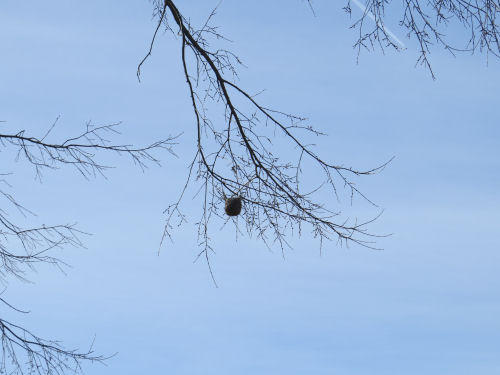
left=224, top=196, right=242, bottom=216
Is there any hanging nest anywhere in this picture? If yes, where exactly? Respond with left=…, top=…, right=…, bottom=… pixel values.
left=224, top=196, right=242, bottom=217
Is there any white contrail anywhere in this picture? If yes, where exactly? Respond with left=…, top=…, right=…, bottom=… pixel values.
left=350, top=0, right=406, bottom=50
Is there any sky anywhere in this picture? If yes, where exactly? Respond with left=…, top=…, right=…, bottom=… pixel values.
left=1, top=1, right=500, bottom=374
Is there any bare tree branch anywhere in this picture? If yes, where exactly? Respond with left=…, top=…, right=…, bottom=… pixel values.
left=0, top=119, right=178, bottom=373
left=0, top=317, right=110, bottom=375
left=1, top=121, right=179, bottom=180
left=345, top=0, right=500, bottom=78
left=140, top=1, right=391, bottom=278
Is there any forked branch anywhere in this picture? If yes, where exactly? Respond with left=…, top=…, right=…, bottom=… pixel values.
left=141, top=1, right=390, bottom=268
left=0, top=119, right=177, bottom=372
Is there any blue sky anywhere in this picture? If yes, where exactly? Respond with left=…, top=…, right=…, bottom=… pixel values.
left=1, top=1, right=499, bottom=374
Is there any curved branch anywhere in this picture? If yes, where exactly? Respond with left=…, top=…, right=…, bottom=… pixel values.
left=141, top=0, right=391, bottom=270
